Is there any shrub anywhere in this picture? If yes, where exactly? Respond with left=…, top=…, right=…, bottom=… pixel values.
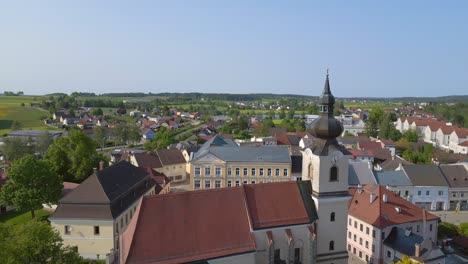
left=460, top=222, right=468, bottom=236
left=438, top=222, right=459, bottom=239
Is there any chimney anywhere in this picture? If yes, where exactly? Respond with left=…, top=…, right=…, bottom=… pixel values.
left=415, top=243, right=421, bottom=257
left=99, top=161, right=105, bottom=171
left=370, top=193, right=376, bottom=204
left=383, top=194, right=388, bottom=203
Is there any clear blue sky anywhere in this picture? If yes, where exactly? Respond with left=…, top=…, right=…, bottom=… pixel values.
left=1, top=1, right=467, bottom=97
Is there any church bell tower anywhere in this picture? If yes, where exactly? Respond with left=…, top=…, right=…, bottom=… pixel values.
left=302, top=70, right=351, bottom=264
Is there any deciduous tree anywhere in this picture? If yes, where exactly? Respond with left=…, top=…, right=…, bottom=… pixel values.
left=0, top=155, right=62, bottom=219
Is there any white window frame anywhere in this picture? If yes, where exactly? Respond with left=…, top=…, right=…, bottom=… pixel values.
left=205, top=180, right=211, bottom=189
left=227, top=180, right=232, bottom=187
left=205, top=166, right=211, bottom=176
left=251, top=168, right=256, bottom=176
left=227, top=167, right=232, bottom=176
left=215, top=180, right=221, bottom=188
left=259, top=168, right=264, bottom=176
left=283, top=168, right=288, bottom=176
left=194, top=180, right=201, bottom=189
left=215, top=167, right=221, bottom=176
left=243, top=168, right=248, bottom=176
left=267, top=168, right=272, bottom=176
left=235, top=167, right=240, bottom=176
left=194, top=167, right=201, bottom=176
left=235, top=180, right=240, bottom=186
left=275, top=168, right=280, bottom=176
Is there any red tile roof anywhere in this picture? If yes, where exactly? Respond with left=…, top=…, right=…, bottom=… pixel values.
left=133, top=153, right=163, bottom=168
left=124, top=188, right=256, bottom=264
left=439, top=125, right=455, bottom=135
left=349, top=149, right=374, bottom=158
left=244, top=182, right=311, bottom=229
left=348, top=184, right=439, bottom=228
left=123, top=181, right=315, bottom=263
left=358, top=141, right=383, bottom=150
left=459, top=141, right=468, bottom=147
left=453, top=127, right=468, bottom=138
left=155, top=149, right=186, bottom=166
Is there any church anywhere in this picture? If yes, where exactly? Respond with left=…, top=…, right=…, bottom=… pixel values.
left=117, top=72, right=351, bottom=264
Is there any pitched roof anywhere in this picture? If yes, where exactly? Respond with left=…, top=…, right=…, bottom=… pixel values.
left=439, top=164, right=468, bottom=187
left=125, top=188, right=256, bottom=264
left=348, top=184, right=439, bottom=228
left=197, top=134, right=237, bottom=155
left=123, top=181, right=316, bottom=264
left=453, top=127, right=468, bottom=138
left=348, top=161, right=377, bottom=186
left=155, top=149, right=186, bottom=166
left=374, top=170, right=412, bottom=186
left=358, top=141, right=383, bottom=150
left=62, top=182, right=79, bottom=198
left=349, top=149, right=374, bottom=158
left=460, top=141, right=468, bottom=147
left=132, top=152, right=162, bottom=168
left=379, top=156, right=412, bottom=170
left=244, top=181, right=314, bottom=229
left=199, top=146, right=291, bottom=163
left=383, top=227, right=424, bottom=256
left=402, top=164, right=449, bottom=187
left=51, top=161, right=155, bottom=220
left=338, top=136, right=371, bottom=145
left=269, top=127, right=287, bottom=137
left=439, top=125, right=455, bottom=135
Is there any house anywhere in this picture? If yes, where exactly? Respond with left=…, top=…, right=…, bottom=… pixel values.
left=349, top=149, right=374, bottom=163
left=373, top=170, right=413, bottom=198
left=401, top=164, right=450, bottom=211
left=457, top=141, right=468, bottom=154
left=347, top=184, right=440, bottom=264
left=119, top=181, right=319, bottom=264
left=439, top=164, right=468, bottom=211
left=383, top=227, right=445, bottom=264
left=130, top=149, right=187, bottom=182
left=377, top=156, right=412, bottom=171
left=53, top=110, right=66, bottom=120
left=435, top=125, right=454, bottom=150
left=49, top=161, right=158, bottom=260
left=449, top=127, right=468, bottom=154
left=378, top=140, right=396, bottom=157
left=338, top=136, right=371, bottom=149
left=348, top=160, right=377, bottom=186
left=141, top=128, right=154, bottom=140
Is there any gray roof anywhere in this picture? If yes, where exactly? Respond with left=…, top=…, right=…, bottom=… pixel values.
left=402, top=164, right=449, bottom=187
left=440, top=164, right=468, bottom=187
left=379, top=156, right=412, bottom=171
left=374, top=170, right=412, bottom=186
left=384, top=227, right=424, bottom=257
left=348, top=161, right=377, bottom=186
left=199, top=146, right=291, bottom=163
left=197, top=134, right=237, bottom=156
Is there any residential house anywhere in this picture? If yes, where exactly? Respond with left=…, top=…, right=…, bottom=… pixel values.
left=383, top=227, right=445, bottom=264
left=401, top=164, right=450, bottom=210
left=373, top=170, right=413, bottom=198
left=377, top=156, right=412, bottom=171
left=7, top=130, right=64, bottom=142
left=338, top=136, right=371, bottom=149
left=449, top=128, right=468, bottom=154
left=349, top=149, right=374, bottom=163
left=49, top=161, right=158, bottom=260
left=435, top=125, right=454, bottom=150
left=347, top=184, right=440, bottom=264
left=439, top=164, right=468, bottom=211
left=53, top=110, right=66, bottom=120
left=457, top=141, right=468, bottom=154
left=141, top=128, right=155, bottom=140
left=119, top=181, right=319, bottom=264
left=130, top=149, right=187, bottom=182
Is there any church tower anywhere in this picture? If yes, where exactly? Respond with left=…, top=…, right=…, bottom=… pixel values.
left=302, top=71, right=351, bottom=264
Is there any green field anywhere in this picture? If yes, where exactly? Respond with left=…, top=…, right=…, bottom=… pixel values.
left=0, top=96, right=51, bottom=135
left=0, top=209, right=51, bottom=226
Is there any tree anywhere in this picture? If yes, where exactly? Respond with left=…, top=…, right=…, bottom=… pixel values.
left=0, top=137, right=35, bottom=161
left=452, top=114, right=465, bottom=127
left=36, top=131, right=53, bottom=154
left=93, top=126, right=106, bottom=149
left=379, top=113, right=402, bottom=141
left=44, top=130, right=102, bottom=182
left=67, top=108, right=76, bottom=117
left=392, top=255, right=416, bottom=264
left=402, top=130, right=419, bottom=142
left=0, top=155, right=62, bottom=219
left=365, top=107, right=384, bottom=137
left=91, top=107, right=103, bottom=116
left=117, top=108, right=127, bottom=115
left=0, top=221, right=83, bottom=263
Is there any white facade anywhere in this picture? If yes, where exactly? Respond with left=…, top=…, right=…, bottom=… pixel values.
left=435, top=128, right=451, bottom=150
left=302, top=147, right=351, bottom=264
left=449, top=130, right=468, bottom=154
left=409, top=186, right=449, bottom=211
left=423, top=126, right=437, bottom=144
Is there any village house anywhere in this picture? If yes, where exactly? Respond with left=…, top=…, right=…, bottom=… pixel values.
left=448, top=127, right=468, bottom=154
left=49, top=161, right=158, bottom=260
left=440, top=164, right=468, bottom=211
left=129, top=148, right=187, bottom=182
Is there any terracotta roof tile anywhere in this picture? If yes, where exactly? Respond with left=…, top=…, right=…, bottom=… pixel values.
left=459, top=141, right=468, bottom=147
left=133, top=152, right=163, bottom=168
left=125, top=188, right=256, bottom=264
left=244, top=182, right=311, bottom=229
left=453, top=127, right=468, bottom=138
left=358, top=141, right=383, bottom=150
left=349, top=149, right=374, bottom=158
left=439, top=125, right=455, bottom=135
left=348, top=184, right=439, bottom=228
left=155, top=149, right=186, bottom=166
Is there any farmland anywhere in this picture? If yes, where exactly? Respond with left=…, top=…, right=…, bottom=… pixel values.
left=0, top=96, right=50, bottom=135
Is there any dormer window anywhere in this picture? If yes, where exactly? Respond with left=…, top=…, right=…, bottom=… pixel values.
left=330, top=166, right=338, bottom=182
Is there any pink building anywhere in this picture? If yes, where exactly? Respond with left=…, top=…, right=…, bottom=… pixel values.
left=347, top=184, right=440, bottom=264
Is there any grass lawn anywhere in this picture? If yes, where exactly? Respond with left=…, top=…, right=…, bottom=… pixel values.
left=0, top=95, right=51, bottom=135
left=0, top=209, right=51, bottom=226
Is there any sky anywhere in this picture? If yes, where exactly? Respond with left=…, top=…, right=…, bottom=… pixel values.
left=1, top=1, right=467, bottom=97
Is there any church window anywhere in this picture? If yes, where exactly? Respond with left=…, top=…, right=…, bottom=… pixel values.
left=330, top=166, right=338, bottom=182
left=330, top=212, right=335, bottom=222
left=329, top=241, right=334, bottom=251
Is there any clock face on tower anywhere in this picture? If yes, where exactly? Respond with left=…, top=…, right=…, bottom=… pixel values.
left=330, top=151, right=343, bottom=165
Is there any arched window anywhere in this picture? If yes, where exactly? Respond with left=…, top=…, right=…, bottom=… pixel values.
left=330, top=212, right=335, bottom=222
left=330, top=166, right=338, bottom=182
left=308, top=163, right=313, bottom=178
left=329, top=241, right=334, bottom=251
